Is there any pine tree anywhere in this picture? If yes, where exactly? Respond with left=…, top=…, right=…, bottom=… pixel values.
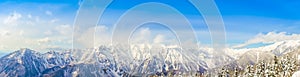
left=233, top=67, right=239, bottom=77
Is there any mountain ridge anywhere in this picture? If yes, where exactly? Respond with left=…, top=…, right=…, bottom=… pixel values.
left=0, top=40, right=300, bottom=76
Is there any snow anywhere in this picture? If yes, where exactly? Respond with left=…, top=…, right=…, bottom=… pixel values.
left=1, top=40, right=300, bottom=76
left=292, top=71, right=300, bottom=77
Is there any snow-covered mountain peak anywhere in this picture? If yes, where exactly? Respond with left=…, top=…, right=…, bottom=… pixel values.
left=1, top=40, right=299, bottom=76
left=227, top=40, right=300, bottom=59
left=255, top=40, right=300, bottom=51
left=248, top=40, right=300, bottom=55
left=3, top=48, right=37, bottom=59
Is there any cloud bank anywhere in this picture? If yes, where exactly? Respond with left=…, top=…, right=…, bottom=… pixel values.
left=233, top=31, right=300, bottom=48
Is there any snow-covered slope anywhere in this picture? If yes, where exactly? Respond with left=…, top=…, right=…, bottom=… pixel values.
left=0, top=46, right=232, bottom=76
left=0, top=40, right=300, bottom=76
left=0, top=48, right=76, bottom=77
left=226, top=40, right=300, bottom=69
left=232, top=40, right=300, bottom=57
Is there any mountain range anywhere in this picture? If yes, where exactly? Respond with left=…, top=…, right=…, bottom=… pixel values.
left=0, top=40, right=300, bottom=76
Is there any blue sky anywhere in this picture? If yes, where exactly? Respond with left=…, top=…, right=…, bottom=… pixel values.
left=0, top=0, right=300, bottom=52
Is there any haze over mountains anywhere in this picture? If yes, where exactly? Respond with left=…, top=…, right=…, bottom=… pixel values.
left=0, top=40, right=300, bottom=76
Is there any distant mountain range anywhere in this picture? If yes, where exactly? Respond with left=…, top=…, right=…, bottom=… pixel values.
left=0, top=40, right=300, bottom=77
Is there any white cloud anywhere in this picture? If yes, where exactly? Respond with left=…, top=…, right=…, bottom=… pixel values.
left=139, top=28, right=151, bottom=37
left=0, top=45, right=6, bottom=49
left=3, top=11, right=22, bottom=25
left=37, top=37, right=52, bottom=44
left=94, top=25, right=110, bottom=46
left=35, top=16, right=40, bottom=22
left=74, top=25, right=110, bottom=48
left=25, top=21, right=34, bottom=25
left=233, top=31, right=300, bottom=48
left=44, top=30, right=53, bottom=35
left=45, top=10, right=52, bottom=16
left=19, top=30, right=24, bottom=36
left=27, top=14, right=32, bottom=19
left=23, top=15, right=40, bottom=25
left=0, top=30, right=11, bottom=36
left=153, top=34, right=165, bottom=44
left=0, top=8, right=75, bottom=51
left=95, top=25, right=108, bottom=32
left=50, top=19, right=59, bottom=23
left=55, top=24, right=72, bottom=35
left=130, top=28, right=151, bottom=44
left=129, top=28, right=180, bottom=46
